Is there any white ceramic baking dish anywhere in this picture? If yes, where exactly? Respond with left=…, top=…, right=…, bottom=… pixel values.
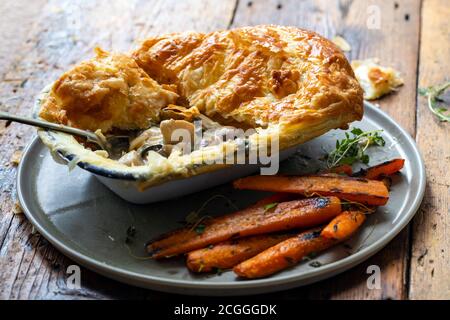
left=33, top=86, right=298, bottom=204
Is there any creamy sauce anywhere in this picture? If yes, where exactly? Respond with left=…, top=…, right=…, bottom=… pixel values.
left=116, top=118, right=244, bottom=167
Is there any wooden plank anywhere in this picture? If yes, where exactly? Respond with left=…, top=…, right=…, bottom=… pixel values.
left=231, top=0, right=421, bottom=299
left=0, top=0, right=237, bottom=300
left=409, top=0, right=450, bottom=300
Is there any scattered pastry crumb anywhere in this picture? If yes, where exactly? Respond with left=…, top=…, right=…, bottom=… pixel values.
left=10, top=149, right=23, bottom=166
left=13, top=201, right=23, bottom=214
left=332, top=35, right=351, bottom=52
left=351, top=58, right=404, bottom=100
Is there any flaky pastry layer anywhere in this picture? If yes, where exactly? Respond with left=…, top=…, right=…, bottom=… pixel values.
left=132, top=25, right=363, bottom=148
left=40, top=47, right=178, bottom=132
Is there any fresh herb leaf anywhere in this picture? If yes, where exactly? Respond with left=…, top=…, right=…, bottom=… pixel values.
left=418, top=87, right=429, bottom=96
left=125, top=226, right=136, bottom=244
left=213, top=267, right=224, bottom=275
left=303, top=252, right=318, bottom=261
left=126, top=226, right=136, bottom=237
left=326, top=127, right=385, bottom=168
left=195, top=224, right=206, bottom=235
left=350, top=127, right=363, bottom=135
left=184, top=195, right=238, bottom=226
left=264, top=202, right=278, bottom=211
left=185, top=210, right=200, bottom=225
left=419, top=81, right=450, bottom=122
left=309, top=261, right=323, bottom=268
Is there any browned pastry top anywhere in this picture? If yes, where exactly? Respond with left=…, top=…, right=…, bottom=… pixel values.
left=40, top=25, right=363, bottom=150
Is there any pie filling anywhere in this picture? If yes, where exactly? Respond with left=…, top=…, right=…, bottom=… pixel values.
left=112, top=111, right=247, bottom=167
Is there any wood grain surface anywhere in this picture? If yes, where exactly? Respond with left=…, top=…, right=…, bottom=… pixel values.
left=0, top=0, right=448, bottom=300
left=409, top=0, right=450, bottom=300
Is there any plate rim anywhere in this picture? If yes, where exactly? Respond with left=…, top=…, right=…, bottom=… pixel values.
left=17, top=102, right=426, bottom=295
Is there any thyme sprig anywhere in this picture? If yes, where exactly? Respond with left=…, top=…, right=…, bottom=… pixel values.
left=263, top=202, right=278, bottom=211
left=419, top=81, right=450, bottom=122
left=326, top=128, right=385, bottom=168
left=185, top=194, right=239, bottom=235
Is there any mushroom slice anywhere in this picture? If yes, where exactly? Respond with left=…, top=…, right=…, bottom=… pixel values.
left=160, top=119, right=195, bottom=145
left=118, top=150, right=144, bottom=166
left=129, top=127, right=163, bottom=151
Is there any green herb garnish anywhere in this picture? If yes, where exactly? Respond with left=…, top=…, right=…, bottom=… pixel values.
left=303, top=252, right=318, bottom=261
left=264, top=202, right=278, bottom=211
left=213, top=267, right=224, bottom=275
left=309, top=261, right=323, bottom=268
left=419, top=81, right=450, bottom=122
left=184, top=194, right=238, bottom=226
left=185, top=210, right=200, bottom=225
left=195, top=224, right=206, bottom=235
left=125, top=225, right=136, bottom=244
left=326, top=127, right=385, bottom=168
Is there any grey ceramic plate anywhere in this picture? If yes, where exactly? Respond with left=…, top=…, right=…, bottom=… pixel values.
left=17, top=102, right=425, bottom=296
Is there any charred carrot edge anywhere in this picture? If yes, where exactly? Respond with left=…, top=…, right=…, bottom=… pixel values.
left=233, top=175, right=389, bottom=206
left=147, top=196, right=342, bottom=259
left=233, top=211, right=366, bottom=279
left=254, top=193, right=300, bottom=206
left=353, top=158, right=405, bottom=180
left=323, top=165, right=353, bottom=176
left=186, top=233, right=293, bottom=273
left=320, top=210, right=366, bottom=240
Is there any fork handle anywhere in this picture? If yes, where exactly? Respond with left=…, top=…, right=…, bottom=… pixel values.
left=0, top=111, right=100, bottom=143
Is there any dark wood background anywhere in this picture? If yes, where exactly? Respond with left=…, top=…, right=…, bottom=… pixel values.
left=0, top=0, right=448, bottom=299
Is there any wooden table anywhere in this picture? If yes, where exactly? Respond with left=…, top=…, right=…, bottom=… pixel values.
left=0, top=0, right=448, bottom=300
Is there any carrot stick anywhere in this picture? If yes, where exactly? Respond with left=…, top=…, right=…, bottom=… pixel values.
left=233, top=228, right=332, bottom=279
left=320, top=210, right=366, bottom=240
left=353, top=158, right=405, bottom=180
left=323, top=164, right=353, bottom=176
left=233, top=211, right=365, bottom=279
left=146, top=193, right=291, bottom=255
left=254, top=192, right=299, bottom=206
left=186, top=233, right=293, bottom=273
left=234, top=175, right=389, bottom=206
left=147, top=196, right=342, bottom=259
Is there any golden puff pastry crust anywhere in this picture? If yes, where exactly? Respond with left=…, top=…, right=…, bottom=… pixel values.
left=39, top=47, right=178, bottom=132
left=39, top=25, right=363, bottom=162
left=133, top=25, right=363, bottom=148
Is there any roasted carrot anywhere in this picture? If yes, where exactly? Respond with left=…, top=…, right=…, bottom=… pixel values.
left=233, top=211, right=366, bottom=279
left=254, top=192, right=299, bottom=206
left=146, top=193, right=284, bottom=253
left=234, top=175, right=389, bottom=206
left=147, top=196, right=342, bottom=259
left=323, top=164, right=353, bottom=176
left=186, top=233, right=293, bottom=273
left=320, top=210, right=366, bottom=240
left=353, top=158, right=405, bottom=180
left=233, top=228, right=332, bottom=279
